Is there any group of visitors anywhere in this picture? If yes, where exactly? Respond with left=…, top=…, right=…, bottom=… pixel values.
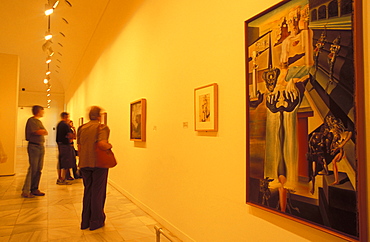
left=21, top=105, right=112, bottom=230
left=56, top=111, right=79, bottom=185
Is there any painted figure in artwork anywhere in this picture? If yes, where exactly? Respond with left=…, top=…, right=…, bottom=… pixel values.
left=132, top=114, right=141, bottom=139
left=307, top=118, right=332, bottom=194
left=313, top=32, right=326, bottom=74
left=263, top=67, right=309, bottom=212
left=200, top=95, right=210, bottom=122
left=307, top=115, right=352, bottom=192
left=307, top=131, right=326, bottom=194
left=251, top=6, right=310, bottom=212
left=326, top=35, right=341, bottom=91
left=325, top=115, right=352, bottom=185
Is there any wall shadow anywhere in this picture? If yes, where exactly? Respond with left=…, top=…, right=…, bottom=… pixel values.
left=66, top=0, right=145, bottom=101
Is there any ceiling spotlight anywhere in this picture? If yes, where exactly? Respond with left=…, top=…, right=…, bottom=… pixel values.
left=45, top=4, right=53, bottom=15
left=46, top=70, right=51, bottom=75
left=46, top=56, right=52, bottom=64
left=45, top=31, right=52, bottom=40
left=45, top=1, right=59, bottom=15
left=47, top=93, right=51, bottom=97
left=44, top=76, right=50, bottom=84
left=47, top=99, right=51, bottom=103
left=52, top=0, right=60, bottom=8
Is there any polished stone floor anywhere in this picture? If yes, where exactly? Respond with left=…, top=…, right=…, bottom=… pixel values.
left=0, top=147, right=175, bottom=242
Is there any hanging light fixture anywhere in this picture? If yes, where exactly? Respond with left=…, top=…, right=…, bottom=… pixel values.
left=44, top=4, right=54, bottom=15
left=44, top=76, right=50, bottom=84
left=43, top=1, right=61, bottom=110
left=51, top=0, right=60, bottom=8
left=45, top=0, right=59, bottom=15
left=42, top=40, right=54, bottom=56
left=49, top=49, right=55, bottom=56
left=45, top=31, right=52, bottom=40
left=42, top=39, right=52, bottom=50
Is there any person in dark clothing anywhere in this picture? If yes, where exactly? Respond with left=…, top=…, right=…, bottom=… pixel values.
left=77, top=106, right=112, bottom=230
left=66, top=120, right=81, bottom=180
left=56, top=112, right=75, bottom=185
left=22, top=105, right=48, bottom=198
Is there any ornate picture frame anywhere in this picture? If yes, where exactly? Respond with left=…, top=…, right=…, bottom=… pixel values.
left=130, top=99, right=146, bottom=141
left=194, top=83, right=218, bottom=131
left=245, top=0, right=366, bottom=240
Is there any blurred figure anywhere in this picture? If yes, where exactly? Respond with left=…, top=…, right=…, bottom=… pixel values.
left=56, top=112, right=75, bottom=185
left=66, top=120, right=80, bottom=180
left=77, top=106, right=112, bottom=230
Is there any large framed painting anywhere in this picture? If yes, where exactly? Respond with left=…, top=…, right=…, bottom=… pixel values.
left=194, top=83, right=218, bottom=131
left=130, top=99, right=146, bottom=141
left=245, top=0, right=366, bottom=240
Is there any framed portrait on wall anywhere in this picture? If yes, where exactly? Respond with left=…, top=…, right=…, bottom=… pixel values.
left=194, top=83, right=218, bottom=131
left=101, top=112, right=107, bottom=125
left=78, top=117, right=84, bottom=127
left=245, top=0, right=366, bottom=241
left=130, top=99, right=146, bottom=141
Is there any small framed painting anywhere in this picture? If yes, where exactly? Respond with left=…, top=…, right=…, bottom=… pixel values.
left=130, top=99, right=146, bottom=141
left=194, top=83, right=218, bottom=131
left=78, top=117, right=84, bottom=127
left=101, top=112, right=107, bottom=125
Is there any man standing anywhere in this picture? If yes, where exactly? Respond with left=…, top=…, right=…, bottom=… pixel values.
left=56, top=112, right=75, bottom=185
left=22, top=105, right=48, bottom=198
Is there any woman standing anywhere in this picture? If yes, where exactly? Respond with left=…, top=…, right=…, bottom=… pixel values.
left=77, top=106, right=112, bottom=230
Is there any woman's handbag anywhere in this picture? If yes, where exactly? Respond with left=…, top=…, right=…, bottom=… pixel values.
left=95, top=125, right=117, bottom=168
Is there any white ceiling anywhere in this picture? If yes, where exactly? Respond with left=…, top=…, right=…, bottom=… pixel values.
left=0, top=0, right=111, bottom=94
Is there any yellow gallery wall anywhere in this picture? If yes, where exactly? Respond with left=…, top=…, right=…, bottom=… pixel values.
left=66, top=0, right=370, bottom=241
left=0, top=53, right=19, bottom=176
